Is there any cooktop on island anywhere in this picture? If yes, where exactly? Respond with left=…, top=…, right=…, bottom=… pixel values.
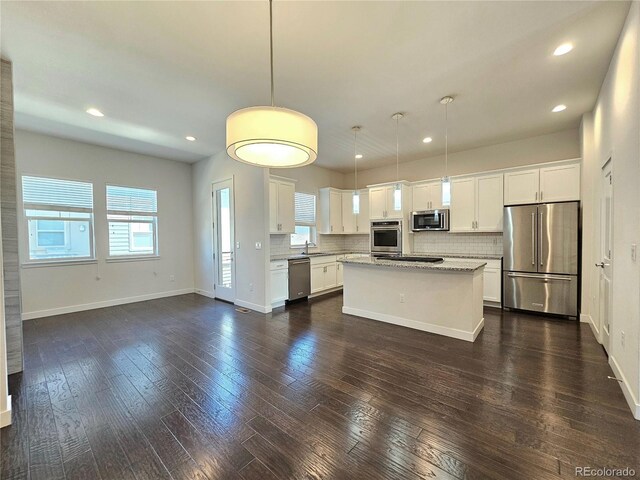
left=380, top=255, right=444, bottom=263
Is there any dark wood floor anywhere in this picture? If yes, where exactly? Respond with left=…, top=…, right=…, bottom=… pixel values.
left=1, top=293, right=639, bottom=480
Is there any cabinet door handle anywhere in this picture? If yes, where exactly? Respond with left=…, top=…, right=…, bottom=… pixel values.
left=540, top=191, right=544, bottom=201
left=535, top=191, right=538, bottom=202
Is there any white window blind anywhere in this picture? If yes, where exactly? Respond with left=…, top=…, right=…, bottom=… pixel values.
left=22, top=176, right=94, bottom=261
left=23, top=176, right=93, bottom=212
left=294, top=192, right=316, bottom=226
left=107, top=185, right=158, bottom=257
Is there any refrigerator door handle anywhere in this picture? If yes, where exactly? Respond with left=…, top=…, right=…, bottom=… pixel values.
left=531, top=212, right=536, bottom=265
left=539, top=211, right=544, bottom=266
left=506, top=272, right=573, bottom=281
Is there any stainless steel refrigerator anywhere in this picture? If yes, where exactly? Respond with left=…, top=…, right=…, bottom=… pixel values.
left=503, top=201, right=579, bottom=317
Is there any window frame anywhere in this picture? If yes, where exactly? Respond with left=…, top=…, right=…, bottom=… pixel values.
left=21, top=175, right=96, bottom=265
left=106, top=183, right=159, bottom=260
left=291, top=191, right=317, bottom=248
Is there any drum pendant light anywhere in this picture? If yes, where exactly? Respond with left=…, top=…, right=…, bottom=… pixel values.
left=226, top=0, right=318, bottom=168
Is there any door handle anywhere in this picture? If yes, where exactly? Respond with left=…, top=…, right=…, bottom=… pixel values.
left=595, top=262, right=609, bottom=268
left=539, top=212, right=544, bottom=266
left=535, top=191, right=538, bottom=202
left=541, top=191, right=543, bottom=201
left=531, top=212, right=535, bottom=265
left=507, top=273, right=572, bottom=281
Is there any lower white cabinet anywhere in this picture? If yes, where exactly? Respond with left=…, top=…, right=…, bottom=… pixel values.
left=311, top=256, right=339, bottom=294
left=450, top=257, right=502, bottom=305
left=270, top=261, right=288, bottom=306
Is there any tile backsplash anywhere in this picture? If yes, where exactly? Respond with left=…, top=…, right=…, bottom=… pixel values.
left=270, top=233, right=370, bottom=255
left=412, top=231, right=503, bottom=256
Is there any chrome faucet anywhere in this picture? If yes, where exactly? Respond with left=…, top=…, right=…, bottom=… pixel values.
left=302, top=240, right=315, bottom=255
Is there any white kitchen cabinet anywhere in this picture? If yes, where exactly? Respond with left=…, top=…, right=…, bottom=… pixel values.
left=504, top=163, right=580, bottom=205
left=355, top=190, right=369, bottom=234
left=270, top=260, right=288, bottom=306
left=269, top=178, right=295, bottom=234
left=412, top=181, right=443, bottom=211
left=368, top=184, right=409, bottom=220
left=341, top=191, right=356, bottom=234
left=450, top=257, right=502, bottom=305
left=539, top=163, right=581, bottom=202
left=451, top=174, right=503, bottom=233
left=310, top=255, right=339, bottom=294
left=369, top=187, right=387, bottom=219
left=476, top=174, right=504, bottom=231
left=504, top=169, right=539, bottom=205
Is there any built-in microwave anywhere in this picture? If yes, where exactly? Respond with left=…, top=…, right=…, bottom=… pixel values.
left=371, top=221, right=402, bottom=255
left=411, top=209, right=450, bottom=232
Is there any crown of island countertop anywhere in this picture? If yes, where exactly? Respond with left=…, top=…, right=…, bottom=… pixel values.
left=271, top=251, right=501, bottom=261
left=270, top=251, right=369, bottom=261
left=339, top=256, right=487, bottom=272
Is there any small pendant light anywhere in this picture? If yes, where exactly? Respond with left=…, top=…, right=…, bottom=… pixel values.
left=440, top=96, right=454, bottom=206
left=351, top=126, right=361, bottom=214
left=391, top=112, right=404, bottom=211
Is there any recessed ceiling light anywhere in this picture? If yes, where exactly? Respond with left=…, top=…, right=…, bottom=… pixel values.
left=553, top=43, right=573, bottom=56
left=185, top=136, right=196, bottom=141
left=552, top=104, right=567, bottom=113
left=355, top=154, right=363, bottom=159
left=86, top=108, right=104, bottom=117
left=422, top=137, right=433, bottom=144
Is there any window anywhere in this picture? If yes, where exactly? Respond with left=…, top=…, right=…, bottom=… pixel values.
left=291, top=191, right=316, bottom=247
left=107, top=185, right=158, bottom=257
left=22, top=176, right=94, bottom=261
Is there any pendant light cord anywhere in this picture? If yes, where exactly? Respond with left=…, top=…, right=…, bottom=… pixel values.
left=395, top=115, right=400, bottom=183
left=354, top=128, right=358, bottom=191
left=444, top=101, right=448, bottom=177
left=269, top=0, right=274, bottom=107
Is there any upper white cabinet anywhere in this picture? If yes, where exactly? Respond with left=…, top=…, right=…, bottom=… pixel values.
left=539, top=163, right=581, bottom=203
left=355, top=190, right=369, bottom=234
left=368, top=184, right=409, bottom=220
left=450, top=173, right=503, bottom=233
left=504, top=162, right=580, bottom=205
left=341, top=191, right=356, bottom=234
left=318, top=188, right=370, bottom=235
left=412, top=181, right=443, bottom=211
left=269, top=177, right=295, bottom=234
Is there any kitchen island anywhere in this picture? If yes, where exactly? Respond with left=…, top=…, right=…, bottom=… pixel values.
left=340, top=256, right=486, bottom=342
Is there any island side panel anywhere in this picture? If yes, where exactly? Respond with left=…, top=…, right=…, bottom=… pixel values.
left=342, top=263, right=484, bottom=342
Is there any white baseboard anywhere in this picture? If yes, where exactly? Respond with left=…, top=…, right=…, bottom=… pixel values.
left=310, top=286, right=343, bottom=299
left=581, top=313, right=602, bottom=344
left=22, top=288, right=195, bottom=320
left=579, top=313, right=590, bottom=323
left=234, top=299, right=271, bottom=314
left=342, top=306, right=484, bottom=342
left=609, top=355, right=640, bottom=420
left=0, top=396, right=11, bottom=428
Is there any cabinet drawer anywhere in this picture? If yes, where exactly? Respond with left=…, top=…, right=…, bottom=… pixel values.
left=310, top=255, right=337, bottom=266
left=270, top=261, right=288, bottom=271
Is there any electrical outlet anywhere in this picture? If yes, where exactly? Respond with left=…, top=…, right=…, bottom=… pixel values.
left=400, top=293, right=405, bottom=303
left=621, top=331, right=625, bottom=348
left=255, top=242, right=262, bottom=249
left=169, top=275, right=175, bottom=282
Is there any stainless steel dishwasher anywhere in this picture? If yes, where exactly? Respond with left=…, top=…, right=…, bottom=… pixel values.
left=288, top=257, right=311, bottom=301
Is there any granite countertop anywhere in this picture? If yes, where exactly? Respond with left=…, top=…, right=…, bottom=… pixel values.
left=270, top=251, right=369, bottom=261
left=339, top=256, right=487, bottom=272
left=414, top=252, right=502, bottom=260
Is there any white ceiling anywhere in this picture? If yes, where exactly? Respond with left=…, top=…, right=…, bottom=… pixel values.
left=0, top=1, right=630, bottom=172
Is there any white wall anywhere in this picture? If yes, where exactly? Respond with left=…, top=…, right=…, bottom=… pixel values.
left=581, top=2, right=640, bottom=418
left=344, top=129, right=580, bottom=186
left=192, top=151, right=271, bottom=312
left=15, top=130, right=195, bottom=318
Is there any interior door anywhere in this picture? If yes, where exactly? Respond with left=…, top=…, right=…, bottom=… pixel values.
left=538, top=202, right=578, bottom=274
left=599, top=161, right=613, bottom=354
left=503, top=205, right=538, bottom=272
left=212, top=179, right=235, bottom=303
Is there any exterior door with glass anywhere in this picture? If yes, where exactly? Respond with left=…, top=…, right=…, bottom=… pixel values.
left=212, top=179, right=235, bottom=303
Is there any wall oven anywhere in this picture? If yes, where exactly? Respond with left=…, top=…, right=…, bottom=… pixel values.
left=411, top=209, right=449, bottom=232
left=371, top=221, right=402, bottom=255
